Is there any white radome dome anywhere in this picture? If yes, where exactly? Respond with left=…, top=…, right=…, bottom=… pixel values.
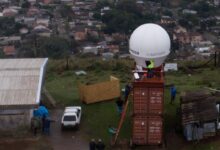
left=129, top=23, right=171, bottom=68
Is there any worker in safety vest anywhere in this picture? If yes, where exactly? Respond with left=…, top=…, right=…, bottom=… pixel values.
left=145, top=60, right=154, bottom=78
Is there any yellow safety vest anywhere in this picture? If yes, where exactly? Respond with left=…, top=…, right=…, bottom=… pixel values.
left=147, top=60, right=154, bottom=69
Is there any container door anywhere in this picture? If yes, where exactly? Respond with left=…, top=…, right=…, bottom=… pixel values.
left=149, top=88, right=163, bottom=114
left=133, top=116, right=147, bottom=145
left=133, top=88, right=148, bottom=114
left=147, top=116, right=163, bottom=144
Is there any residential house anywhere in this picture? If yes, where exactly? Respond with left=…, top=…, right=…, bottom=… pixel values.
left=112, top=33, right=127, bottom=43
left=9, top=6, right=22, bottom=11
left=42, top=0, right=52, bottom=4
left=210, top=26, right=220, bottom=35
left=160, top=16, right=176, bottom=25
left=82, top=46, right=98, bottom=55
left=27, top=7, right=40, bottom=16
left=32, top=25, right=51, bottom=37
left=182, top=9, right=197, bottom=15
left=215, top=16, right=220, bottom=25
left=104, top=34, right=113, bottom=43
left=73, top=27, right=88, bottom=41
left=87, top=29, right=99, bottom=39
left=61, top=0, right=74, bottom=5
left=69, top=21, right=76, bottom=29
left=173, top=32, right=191, bottom=45
left=0, top=58, right=48, bottom=130
left=102, top=52, right=114, bottom=60
left=28, top=0, right=36, bottom=5
left=108, top=45, right=119, bottom=54
left=3, top=45, right=16, bottom=56
left=0, top=36, right=21, bottom=45
left=3, top=8, right=18, bottom=17
left=0, top=0, right=9, bottom=4
left=190, top=33, right=203, bottom=45
left=19, top=28, right=29, bottom=35
left=174, top=32, right=203, bottom=46
left=195, top=47, right=212, bottom=56
left=15, top=16, right=24, bottom=23
left=24, top=17, right=36, bottom=27
left=174, top=26, right=187, bottom=34
left=101, top=6, right=111, bottom=16
left=213, top=0, right=220, bottom=6
left=192, top=40, right=214, bottom=48
left=193, top=40, right=215, bottom=57
left=36, top=18, right=50, bottom=27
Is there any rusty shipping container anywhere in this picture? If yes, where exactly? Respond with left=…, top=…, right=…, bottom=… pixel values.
left=133, top=86, right=164, bottom=115
left=131, top=66, right=164, bottom=146
left=132, top=69, right=164, bottom=115
left=132, top=116, right=163, bottom=145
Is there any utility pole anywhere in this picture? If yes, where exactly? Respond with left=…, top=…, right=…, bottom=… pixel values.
left=218, top=51, right=220, bottom=67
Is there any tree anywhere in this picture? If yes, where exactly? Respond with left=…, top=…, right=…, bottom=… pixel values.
left=99, top=0, right=159, bottom=34
left=0, top=49, right=5, bottom=58
left=21, top=0, right=30, bottom=9
left=95, top=0, right=112, bottom=10
left=0, top=17, right=24, bottom=36
left=178, top=18, right=192, bottom=30
left=59, top=5, right=73, bottom=20
left=37, top=37, right=70, bottom=58
left=192, top=0, right=217, bottom=17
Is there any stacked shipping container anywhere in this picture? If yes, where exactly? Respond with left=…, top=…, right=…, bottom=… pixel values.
left=132, top=68, right=164, bottom=145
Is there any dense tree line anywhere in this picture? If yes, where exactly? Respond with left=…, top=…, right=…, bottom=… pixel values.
left=0, top=17, right=24, bottom=36
left=93, top=0, right=160, bottom=34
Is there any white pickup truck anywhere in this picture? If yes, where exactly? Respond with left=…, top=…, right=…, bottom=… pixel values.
left=61, top=106, right=82, bottom=130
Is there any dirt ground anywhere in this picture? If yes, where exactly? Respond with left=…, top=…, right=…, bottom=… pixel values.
left=0, top=109, right=89, bottom=150
left=48, top=109, right=88, bottom=150
left=1, top=109, right=220, bottom=150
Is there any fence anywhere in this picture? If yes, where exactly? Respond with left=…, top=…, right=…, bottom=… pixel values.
left=78, top=76, right=120, bottom=104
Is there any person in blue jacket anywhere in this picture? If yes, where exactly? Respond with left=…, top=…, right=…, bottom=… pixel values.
left=170, top=84, right=177, bottom=104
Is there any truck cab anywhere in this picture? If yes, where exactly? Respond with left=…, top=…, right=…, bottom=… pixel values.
left=61, top=106, right=82, bottom=129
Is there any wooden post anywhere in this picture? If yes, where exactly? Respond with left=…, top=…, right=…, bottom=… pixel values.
left=214, top=51, right=217, bottom=67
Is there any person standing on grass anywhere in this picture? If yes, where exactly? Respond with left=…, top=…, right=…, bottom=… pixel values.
left=89, top=139, right=96, bottom=150
left=116, top=97, right=123, bottom=115
left=96, top=139, right=105, bottom=150
left=124, top=84, right=131, bottom=101
left=170, top=84, right=177, bottom=104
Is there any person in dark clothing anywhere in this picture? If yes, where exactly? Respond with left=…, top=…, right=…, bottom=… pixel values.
left=124, top=84, right=131, bottom=101
left=44, top=118, right=51, bottom=135
left=96, top=139, right=105, bottom=150
left=89, top=139, right=96, bottom=150
left=170, top=84, right=177, bottom=104
left=42, top=114, right=46, bottom=133
left=31, top=117, right=41, bottom=136
left=116, top=97, right=123, bottom=114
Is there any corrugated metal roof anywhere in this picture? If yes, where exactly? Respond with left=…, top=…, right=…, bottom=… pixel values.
left=0, top=58, right=48, bottom=108
left=180, top=91, right=218, bottom=125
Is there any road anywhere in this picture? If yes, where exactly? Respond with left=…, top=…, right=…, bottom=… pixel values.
left=0, top=109, right=89, bottom=150
left=47, top=109, right=89, bottom=150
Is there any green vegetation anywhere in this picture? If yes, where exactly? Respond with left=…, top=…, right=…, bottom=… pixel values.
left=46, top=58, right=220, bottom=149
left=19, top=36, right=77, bottom=60
left=94, top=0, right=160, bottom=34
left=0, top=17, right=25, bottom=36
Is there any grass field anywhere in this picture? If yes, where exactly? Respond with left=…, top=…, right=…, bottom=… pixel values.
left=45, top=58, right=220, bottom=149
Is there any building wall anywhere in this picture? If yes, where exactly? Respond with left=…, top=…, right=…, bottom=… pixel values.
left=0, top=109, right=33, bottom=130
